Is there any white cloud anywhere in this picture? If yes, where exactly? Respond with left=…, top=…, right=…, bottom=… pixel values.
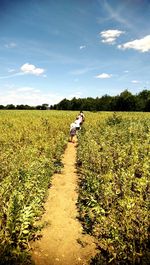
left=100, top=29, right=124, bottom=44
left=131, top=80, right=140, bottom=84
left=8, top=68, right=15, bottom=73
left=0, top=87, right=62, bottom=106
left=118, top=35, right=150, bottom=52
left=17, top=87, right=40, bottom=92
left=0, top=63, right=45, bottom=79
left=95, top=73, right=112, bottom=79
left=102, top=37, right=116, bottom=44
left=102, top=1, right=134, bottom=30
left=0, top=72, right=24, bottom=79
left=20, top=63, right=45, bottom=76
left=70, top=67, right=95, bottom=75
left=79, top=45, right=86, bottom=50
left=5, top=42, right=17, bottom=48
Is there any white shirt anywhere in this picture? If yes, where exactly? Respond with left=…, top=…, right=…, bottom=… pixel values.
left=74, top=119, right=80, bottom=128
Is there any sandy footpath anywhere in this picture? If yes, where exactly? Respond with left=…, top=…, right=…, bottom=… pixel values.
left=30, top=140, right=97, bottom=265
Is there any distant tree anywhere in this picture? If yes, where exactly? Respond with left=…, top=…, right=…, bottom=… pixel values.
left=81, top=97, right=95, bottom=111
left=16, top=105, right=26, bottom=110
left=136, top=89, right=150, bottom=111
left=70, top=97, right=81, bottom=110
left=41, top=103, right=49, bottom=110
left=6, top=104, right=16, bottom=109
left=0, top=105, right=5, bottom=109
left=36, top=105, right=42, bottom=110
left=28, top=105, right=35, bottom=110
left=56, top=98, right=71, bottom=110
left=52, top=104, right=57, bottom=110
left=35, top=89, right=150, bottom=112
left=99, top=95, right=112, bottom=111
left=15, top=104, right=35, bottom=110
left=114, top=90, right=136, bottom=111
left=35, top=104, right=49, bottom=110
left=144, top=98, right=150, bottom=111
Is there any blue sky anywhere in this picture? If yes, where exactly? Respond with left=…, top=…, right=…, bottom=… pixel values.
left=0, top=0, right=150, bottom=106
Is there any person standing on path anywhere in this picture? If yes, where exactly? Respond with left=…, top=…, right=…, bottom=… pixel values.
left=78, top=111, right=85, bottom=125
left=69, top=111, right=85, bottom=143
left=74, top=116, right=81, bottom=131
left=69, top=122, right=77, bottom=143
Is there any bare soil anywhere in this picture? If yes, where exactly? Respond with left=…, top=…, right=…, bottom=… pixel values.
left=30, top=139, right=97, bottom=265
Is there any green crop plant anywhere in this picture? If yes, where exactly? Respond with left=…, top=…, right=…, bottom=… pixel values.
left=0, top=110, right=76, bottom=265
left=77, top=112, right=150, bottom=265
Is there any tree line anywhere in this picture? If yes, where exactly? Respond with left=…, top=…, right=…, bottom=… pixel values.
left=51, top=89, right=150, bottom=112
left=0, top=103, right=49, bottom=110
left=0, top=90, right=149, bottom=111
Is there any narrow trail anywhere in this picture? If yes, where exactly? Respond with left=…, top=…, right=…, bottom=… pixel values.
left=31, top=140, right=97, bottom=265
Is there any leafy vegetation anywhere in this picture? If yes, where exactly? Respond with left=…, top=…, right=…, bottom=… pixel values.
left=0, top=110, right=149, bottom=265
left=51, top=89, right=150, bottom=112
left=0, top=110, right=75, bottom=265
left=77, top=112, right=150, bottom=264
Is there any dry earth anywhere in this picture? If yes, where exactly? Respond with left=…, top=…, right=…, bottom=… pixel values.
left=30, top=139, right=97, bottom=265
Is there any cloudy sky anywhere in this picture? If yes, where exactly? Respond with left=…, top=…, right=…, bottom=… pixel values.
left=0, top=0, right=150, bottom=106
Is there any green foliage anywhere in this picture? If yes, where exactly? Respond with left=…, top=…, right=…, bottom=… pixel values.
left=51, top=89, right=150, bottom=111
left=0, top=110, right=75, bottom=264
left=106, top=112, right=123, bottom=126
left=77, top=112, right=150, bottom=264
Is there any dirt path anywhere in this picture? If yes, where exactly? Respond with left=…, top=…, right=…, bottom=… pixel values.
left=31, top=140, right=97, bottom=265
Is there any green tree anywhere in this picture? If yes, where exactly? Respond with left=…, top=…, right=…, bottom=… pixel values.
left=0, top=105, right=5, bottom=109
left=114, top=90, right=136, bottom=111
left=6, top=104, right=16, bottom=109
left=136, top=90, right=150, bottom=111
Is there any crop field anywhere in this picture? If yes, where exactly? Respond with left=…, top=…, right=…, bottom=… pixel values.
left=0, top=110, right=149, bottom=265
left=0, top=110, right=75, bottom=264
left=77, top=112, right=150, bottom=264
